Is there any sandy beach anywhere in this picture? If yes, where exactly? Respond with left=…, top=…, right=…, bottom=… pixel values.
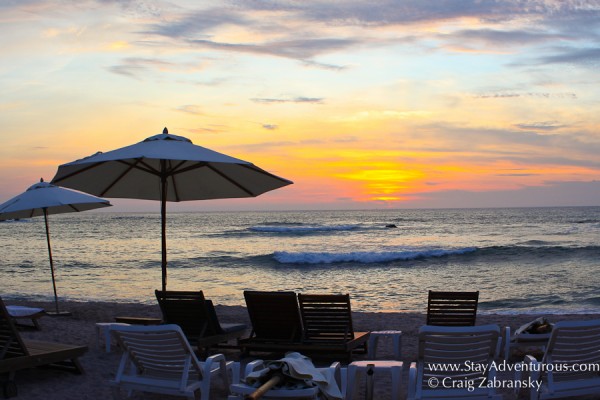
left=5, top=299, right=600, bottom=399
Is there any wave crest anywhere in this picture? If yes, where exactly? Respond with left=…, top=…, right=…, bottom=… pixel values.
left=273, top=247, right=477, bottom=264
left=250, top=224, right=360, bottom=233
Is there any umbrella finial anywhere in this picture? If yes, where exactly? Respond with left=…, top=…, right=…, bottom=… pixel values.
left=163, top=127, right=168, bottom=134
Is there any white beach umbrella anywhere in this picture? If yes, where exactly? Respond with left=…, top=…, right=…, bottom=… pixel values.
left=51, top=128, right=293, bottom=291
left=0, top=179, right=112, bottom=315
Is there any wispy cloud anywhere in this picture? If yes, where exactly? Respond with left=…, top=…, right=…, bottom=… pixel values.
left=439, top=28, right=568, bottom=51
left=251, top=97, right=324, bottom=104
left=107, top=57, right=174, bottom=79
left=186, top=37, right=359, bottom=62
left=474, top=92, right=577, bottom=99
left=185, top=125, right=226, bottom=135
left=536, top=47, right=600, bottom=67
left=514, top=121, right=566, bottom=131
left=175, top=105, right=203, bottom=115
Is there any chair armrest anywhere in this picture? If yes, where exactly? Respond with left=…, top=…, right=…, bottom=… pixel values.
left=244, top=359, right=266, bottom=378
left=328, top=361, right=345, bottom=398
left=408, top=362, right=417, bottom=400
left=204, top=353, right=226, bottom=374
left=504, top=326, right=511, bottom=361
left=524, top=355, right=541, bottom=399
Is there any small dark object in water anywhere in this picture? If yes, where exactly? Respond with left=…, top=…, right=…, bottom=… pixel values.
left=385, top=224, right=397, bottom=228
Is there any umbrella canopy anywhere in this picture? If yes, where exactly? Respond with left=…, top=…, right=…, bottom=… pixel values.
left=51, top=128, right=293, bottom=291
left=0, top=179, right=112, bottom=315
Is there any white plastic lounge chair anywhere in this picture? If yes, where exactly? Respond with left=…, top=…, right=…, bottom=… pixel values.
left=408, top=324, right=502, bottom=399
left=228, top=352, right=344, bottom=400
left=109, top=324, right=240, bottom=400
left=524, top=319, right=600, bottom=399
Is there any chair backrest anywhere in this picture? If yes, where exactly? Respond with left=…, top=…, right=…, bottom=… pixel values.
left=298, top=293, right=355, bottom=343
left=243, top=291, right=302, bottom=342
left=111, top=324, right=203, bottom=383
left=414, top=324, right=500, bottom=398
left=426, top=290, right=479, bottom=326
left=155, top=290, right=220, bottom=338
left=0, top=296, right=30, bottom=361
left=542, top=319, right=600, bottom=384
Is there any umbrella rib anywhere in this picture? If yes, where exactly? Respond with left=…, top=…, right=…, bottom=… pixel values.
left=239, top=163, right=294, bottom=184
left=101, top=159, right=145, bottom=196
left=168, top=161, right=208, bottom=175
left=167, top=160, right=184, bottom=202
left=52, top=161, right=106, bottom=184
left=134, top=159, right=161, bottom=175
left=166, top=160, right=188, bottom=175
left=206, top=164, right=256, bottom=196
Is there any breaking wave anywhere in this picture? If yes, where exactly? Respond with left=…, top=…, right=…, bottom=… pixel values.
left=250, top=224, right=360, bottom=233
left=273, top=247, right=477, bottom=264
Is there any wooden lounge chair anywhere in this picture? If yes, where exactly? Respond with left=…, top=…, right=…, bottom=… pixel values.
left=109, top=324, right=239, bottom=400
left=524, top=319, right=600, bottom=399
left=155, top=290, right=246, bottom=354
left=239, top=291, right=303, bottom=355
left=297, top=293, right=369, bottom=362
left=0, top=296, right=87, bottom=398
left=426, top=290, right=479, bottom=326
left=408, top=324, right=502, bottom=399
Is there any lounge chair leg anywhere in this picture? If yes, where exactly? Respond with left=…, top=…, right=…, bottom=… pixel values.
left=110, top=386, right=122, bottom=400
left=2, top=380, right=18, bottom=399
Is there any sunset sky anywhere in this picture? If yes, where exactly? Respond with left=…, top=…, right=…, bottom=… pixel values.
left=1, top=0, right=599, bottom=211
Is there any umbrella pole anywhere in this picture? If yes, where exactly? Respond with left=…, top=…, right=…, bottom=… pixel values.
left=161, top=165, right=167, bottom=292
left=43, top=209, right=60, bottom=314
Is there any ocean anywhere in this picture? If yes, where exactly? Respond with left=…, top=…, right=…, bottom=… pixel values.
left=1, top=207, right=599, bottom=314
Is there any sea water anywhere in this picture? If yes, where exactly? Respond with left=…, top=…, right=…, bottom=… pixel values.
left=1, top=207, right=599, bottom=314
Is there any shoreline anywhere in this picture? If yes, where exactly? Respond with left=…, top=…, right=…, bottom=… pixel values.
left=7, top=299, right=600, bottom=399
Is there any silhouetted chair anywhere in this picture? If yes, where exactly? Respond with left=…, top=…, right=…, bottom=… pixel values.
left=426, top=290, right=479, bottom=326
left=298, top=293, right=369, bottom=362
left=240, top=291, right=303, bottom=355
left=0, top=296, right=87, bottom=398
left=155, top=290, right=246, bottom=354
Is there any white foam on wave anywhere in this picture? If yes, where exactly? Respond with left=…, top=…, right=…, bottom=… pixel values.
left=273, top=247, right=477, bottom=264
left=250, top=224, right=360, bottom=233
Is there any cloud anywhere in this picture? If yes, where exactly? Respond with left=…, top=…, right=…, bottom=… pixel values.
left=107, top=57, right=174, bottom=79
left=185, top=125, right=226, bottom=135
left=237, top=0, right=599, bottom=27
left=251, top=97, right=324, bottom=104
left=331, top=110, right=430, bottom=123
left=474, top=92, right=577, bottom=99
left=236, top=141, right=296, bottom=152
left=133, top=1, right=600, bottom=70
left=536, top=47, right=600, bottom=67
left=440, top=28, right=568, bottom=51
left=142, top=7, right=249, bottom=38
left=514, top=121, right=566, bottom=131
left=404, top=180, right=600, bottom=208
left=186, top=37, right=359, bottom=62
left=175, top=105, right=203, bottom=115
left=400, top=123, right=600, bottom=168
left=333, top=136, right=359, bottom=143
